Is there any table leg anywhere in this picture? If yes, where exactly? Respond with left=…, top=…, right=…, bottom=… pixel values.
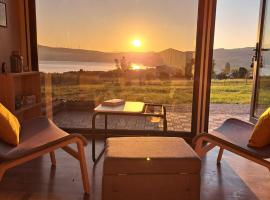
left=105, top=114, right=108, bottom=142
left=93, top=114, right=108, bottom=164
left=163, top=118, right=168, bottom=135
left=163, top=106, right=167, bottom=135
left=92, top=113, right=97, bottom=162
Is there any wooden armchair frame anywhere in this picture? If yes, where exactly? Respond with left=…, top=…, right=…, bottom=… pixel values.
left=0, top=117, right=90, bottom=194
left=193, top=118, right=270, bottom=170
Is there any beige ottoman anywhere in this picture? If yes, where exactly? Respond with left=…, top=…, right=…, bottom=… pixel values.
left=102, top=137, right=201, bottom=200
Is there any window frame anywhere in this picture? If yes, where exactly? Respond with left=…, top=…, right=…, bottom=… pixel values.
left=250, top=0, right=267, bottom=123
left=28, top=0, right=217, bottom=138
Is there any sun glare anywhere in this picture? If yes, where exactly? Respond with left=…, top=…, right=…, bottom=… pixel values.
left=131, top=64, right=141, bottom=70
left=131, top=63, right=146, bottom=70
left=132, top=39, right=142, bottom=48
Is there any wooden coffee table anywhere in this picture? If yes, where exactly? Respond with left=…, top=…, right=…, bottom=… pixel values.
left=91, top=101, right=167, bottom=162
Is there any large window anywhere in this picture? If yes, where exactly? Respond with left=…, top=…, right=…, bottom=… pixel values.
left=36, top=0, right=199, bottom=133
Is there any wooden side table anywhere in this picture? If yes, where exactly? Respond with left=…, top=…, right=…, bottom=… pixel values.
left=92, top=101, right=167, bottom=162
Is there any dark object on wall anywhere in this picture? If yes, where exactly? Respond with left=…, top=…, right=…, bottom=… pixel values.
left=0, top=2, right=7, bottom=27
left=15, top=95, right=23, bottom=110
left=1, top=62, right=7, bottom=73
left=10, top=51, right=23, bottom=73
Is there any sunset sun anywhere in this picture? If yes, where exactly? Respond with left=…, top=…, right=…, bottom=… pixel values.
left=131, top=64, right=141, bottom=70
left=131, top=63, right=146, bottom=70
left=132, top=39, right=142, bottom=48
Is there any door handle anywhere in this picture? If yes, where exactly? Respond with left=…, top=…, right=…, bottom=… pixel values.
left=250, top=44, right=269, bottom=68
left=251, top=43, right=259, bottom=68
left=252, top=43, right=259, bottom=61
left=253, top=48, right=270, bottom=51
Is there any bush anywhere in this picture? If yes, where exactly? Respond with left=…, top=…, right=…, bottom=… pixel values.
left=124, top=80, right=132, bottom=86
left=216, top=72, right=227, bottom=80
left=159, top=72, right=170, bottom=80
left=145, top=72, right=156, bottom=80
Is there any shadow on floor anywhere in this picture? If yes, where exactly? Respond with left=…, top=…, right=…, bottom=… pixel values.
left=0, top=141, right=262, bottom=200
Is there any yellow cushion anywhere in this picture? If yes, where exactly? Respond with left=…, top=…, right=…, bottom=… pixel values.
left=0, top=103, right=21, bottom=145
left=248, top=107, right=270, bottom=148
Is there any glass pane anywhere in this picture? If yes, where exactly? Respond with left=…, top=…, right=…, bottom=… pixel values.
left=36, top=0, right=198, bottom=132
left=255, top=0, right=270, bottom=117
left=210, top=0, right=260, bottom=130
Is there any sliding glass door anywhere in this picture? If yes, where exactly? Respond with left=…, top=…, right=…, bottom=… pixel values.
left=209, top=0, right=259, bottom=131
left=251, top=0, right=270, bottom=120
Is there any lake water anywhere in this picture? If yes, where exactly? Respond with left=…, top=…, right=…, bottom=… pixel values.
left=39, top=60, right=270, bottom=75
left=39, top=60, right=116, bottom=73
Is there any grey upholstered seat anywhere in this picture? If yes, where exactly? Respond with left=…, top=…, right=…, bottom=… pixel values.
left=0, top=117, right=87, bottom=161
left=198, top=118, right=270, bottom=158
left=0, top=116, right=90, bottom=194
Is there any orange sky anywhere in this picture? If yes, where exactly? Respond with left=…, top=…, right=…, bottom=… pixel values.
left=36, top=0, right=198, bottom=52
left=36, top=0, right=260, bottom=52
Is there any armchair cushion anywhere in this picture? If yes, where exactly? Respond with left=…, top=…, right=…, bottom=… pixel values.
left=0, top=103, right=20, bottom=145
left=0, top=117, right=72, bottom=161
left=249, top=107, right=270, bottom=148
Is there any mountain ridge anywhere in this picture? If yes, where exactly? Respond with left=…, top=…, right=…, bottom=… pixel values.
left=38, top=45, right=254, bottom=73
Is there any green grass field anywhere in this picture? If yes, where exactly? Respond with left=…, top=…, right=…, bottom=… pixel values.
left=42, top=79, right=256, bottom=104
left=210, top=79, right=252, bottom=104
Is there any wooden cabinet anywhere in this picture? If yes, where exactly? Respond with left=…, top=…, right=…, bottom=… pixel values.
left=0, top=72, right=41, bottom=122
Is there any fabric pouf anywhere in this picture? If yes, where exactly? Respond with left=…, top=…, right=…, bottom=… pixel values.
left=102, top=137, right=201, bottom=200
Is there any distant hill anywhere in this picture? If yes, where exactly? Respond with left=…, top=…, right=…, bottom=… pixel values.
left=38, top=45, right=164, bottom=67
left=38, top=45, right=254, bottom=73
left=213, top=47, right=254, bottom=73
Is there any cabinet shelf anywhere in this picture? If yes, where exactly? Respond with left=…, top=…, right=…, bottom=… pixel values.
left=10, top=71, right=39, bottom=78
left=1, top=71, right=39, bottom=78
left=0, top=71, right=41, bottom=122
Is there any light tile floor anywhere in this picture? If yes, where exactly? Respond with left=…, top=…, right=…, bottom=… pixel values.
left=53, top=104, right=251, bottom=132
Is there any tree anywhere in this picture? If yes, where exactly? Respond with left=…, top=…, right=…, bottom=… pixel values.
left=174, top=69, right=184, bottom=78
left=230, top=69, right=239, bottom=79
left=238, top=67, right=248, bottom=78
left=120, top=57, right=128, bottom=71
left=224, top=62, right=231, bottom=75
left=212, top=59, right=216, bottom=78
left=159, top=71, right=170, bottom=80
left=185, top=62, right=193, bottom=79
left=114, top=58, right=120, bottom=70
left=216, top=72, right=227, bottom=80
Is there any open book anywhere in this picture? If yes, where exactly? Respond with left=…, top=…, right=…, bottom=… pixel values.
left=101, top=99, right=125, bottom=107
